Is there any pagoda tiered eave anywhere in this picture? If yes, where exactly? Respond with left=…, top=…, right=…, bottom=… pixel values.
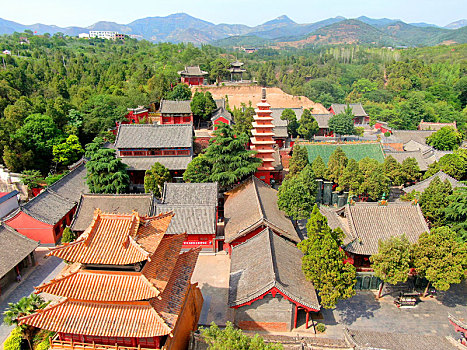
left=251, top=130, right=275, bottom=137
left=250, top=138, right=276, bottom=145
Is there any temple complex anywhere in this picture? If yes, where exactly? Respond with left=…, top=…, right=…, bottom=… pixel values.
left=178, top=66, right=208, bottom=86
left=250, top=88, right=277, bottom=185
left=19, top=210, right=203, bottom=350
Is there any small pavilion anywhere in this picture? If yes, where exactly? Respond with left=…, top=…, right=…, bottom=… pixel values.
left=229, top=61, right=246, bottom=81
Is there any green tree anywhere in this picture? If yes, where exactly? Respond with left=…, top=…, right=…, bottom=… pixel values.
left=383, top=156, right=404, bottom=186
left=281, top=108, right=299, bottom=137
left=424, top=152, right=466, bottom=180
left=297, top=109, right=319, bottom=140
left=370, top=235, right=411, bottom=298
left=84, top=138, right=129, bottom=194
left=61, top=227, right=76, bottom=243
left=232, top=103, right=255, bottom=136
left=287, top=145, right=308, bottom=178
left=210, top=58, right=230, bottom=84
left=183, top=155, right=212, bottom=183
left=412, top=227, right=467, bottom=296
left=400, top=157, right=421, bottom=183
left=13, top=114, right=63, bottom=173
left=358, top=158, right=390, bottom=200
left=144, top=162, right=171, bottom=198
left=165, top=83, right=192, bottom=101
left=338, top=159, right=362, bottom=192
left=419, top=177, right=453, bottom=227
left=326, top=147, right=348, bottom=182
left=444, top=188, right=467, bottom=242
left=52, top=135, right=84, bottom=166
left=298, top=205, right=356, bottom=308
left=200, top=322, right=282, bottom=350
left=311, top=155, right=327, bottom=179
left=204, top=123, right=261, bottom=189
left=190, top=91, right=206, bottom=121
left=426, top=126, right=462, bottom=151
left=277, top=165, right=317, bottom=220
left=3, top=294, right=49, bottom=349
left=20, top=170, right=43, bottom=189
left=328, top=106, right=356, bottom=137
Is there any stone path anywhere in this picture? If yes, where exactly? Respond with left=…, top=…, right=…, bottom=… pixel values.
left=0, top=255, right=64, bottom=346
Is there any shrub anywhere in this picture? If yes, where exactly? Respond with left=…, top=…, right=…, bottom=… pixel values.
left=33, top=330, right=55, bottom=350
left=4, top=327, right=23, bottom=350
left=316, top=323, right=326, bottom=333
left=61, top=227, right=76, bottom=243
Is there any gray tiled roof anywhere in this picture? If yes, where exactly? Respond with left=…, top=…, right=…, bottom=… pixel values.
left=229, top=228, right=320, bottom=310
left=270, top=108, right=332, bottom=138
left=211, top=107, right=233, bottom=122
left=391, top=130, right=435, bottom=145
left=71, top=194, right=154, bottom=232
left=155, top=204, right=216, bottom=235
left=178, top=66, right=208, bottom=76
left=331, top=103, right=367, bottom=117
left=0, top=224, right=38, bottom=278
left=312, top=114, right=333, bottom=129
left=23, top=190, right=76, bottom=226
left=162, top=182, right=218, bottom=206
left=344, top=202, right=429, bottom=256
left=344, top=328, right=457, bottom=350
left=403, top=171, right=466, bottom=194
left=418, top=121, right=456, bottom=131
left=214, top=99, right=226, bottom=110
left=114, top=124, right=193, bottom=149
left=47, top=163, right=89, bottom=203
left=224, top=177, right=299, bottom=244
left=119, top=156, right=192, bottom=171
left=160, top=100, right=192, bottom=115
left=385, top=151, right=429, bottom=171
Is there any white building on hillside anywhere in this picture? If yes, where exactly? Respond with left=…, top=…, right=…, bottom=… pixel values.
left=89, top=31, right=118, bottom=40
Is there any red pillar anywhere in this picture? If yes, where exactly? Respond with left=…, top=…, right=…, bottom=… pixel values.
left=306, top=310, right=309, bottom=329
left=293, top=304, right=298, bottom=329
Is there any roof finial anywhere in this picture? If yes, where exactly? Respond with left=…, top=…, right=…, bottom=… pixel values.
left=262, top=87, right=266, bottom=101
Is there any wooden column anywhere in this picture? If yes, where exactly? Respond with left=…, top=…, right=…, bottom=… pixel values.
left=306, top=310, right=309, bottom=329
left=293, top=304, right=298, bottom=329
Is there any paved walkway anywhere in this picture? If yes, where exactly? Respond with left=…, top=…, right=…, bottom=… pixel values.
left=322, top=281, right=467, bottom=340
left=0, top=253, right=64, bottom=346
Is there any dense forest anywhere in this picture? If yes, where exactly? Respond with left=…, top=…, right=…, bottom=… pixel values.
left=0, top=32, right=466, bottom=175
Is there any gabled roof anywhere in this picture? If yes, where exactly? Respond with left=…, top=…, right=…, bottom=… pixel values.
left=36, top=234, right=187, bottom=300
left=344, top=328, right=457, bottom=350
left=312, top=114, right=333, bottom=129
left=19, top=299, right=173, bottom=338
left=120, top=156, right=193, bottom=171
left=0, top=190, right=18, bottom=206
left=160, top=100, right=192, bottom=115
left=47, top=162, right=89, bottom=203
left=162, top=182, right=218, bottom=206
left=0, top=224, right=38, bottom=278
left=211, top=107, right=233, bottom=122
left=49, top=211, right=174, bottom=265
left=22, top=190, right=76, bottom=226
left=385, top=151, right=429, bottom=171
left=114, top=124, right=193, bottom=149
left=330, top=103, right=367, bottom=117
left=228, top=228, right=319, bottom=311
left=155, top=204, right=216, bottom=235
left=71, top=193, right=154, bottom=232
left=344, top=202, right=429, bottom=256
left=224, top=177, right=299, bottom=244
left=403, top=171, right=466, bottom=193
left=150, top=247, right=201, bottom=329
left=391, top=130, right=435, bottom=145
left=178, top=66, right=208, bottom=76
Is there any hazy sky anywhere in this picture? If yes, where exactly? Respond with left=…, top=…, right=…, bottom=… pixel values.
left=2, top=0, right=465, bottom=27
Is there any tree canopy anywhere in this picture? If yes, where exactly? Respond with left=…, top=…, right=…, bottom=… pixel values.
left=297, top=109, right=319, bottom=140
left=298, top=205, right=356, bottom=308
left=287, top=144, right=308, bottom=178
left=144, top=162, right=171, bottom=198
left=426, top=126, right=462, bottom=151
left=328, top=106, right=356, bottom=136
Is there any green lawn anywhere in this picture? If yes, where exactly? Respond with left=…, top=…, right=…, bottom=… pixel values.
left=302, top=142, right=385, bottom=165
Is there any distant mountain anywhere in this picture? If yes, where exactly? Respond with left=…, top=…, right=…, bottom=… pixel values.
left=445, top=19, right=467, bottom=29
left=0, top=13, right=466, bottom=47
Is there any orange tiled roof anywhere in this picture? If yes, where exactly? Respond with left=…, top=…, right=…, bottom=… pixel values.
left=34, top=269, right=160, bottom=301
left=152, top=247, right=201, bottom=329
left=142, top=233, right=187, bottom=292
left=48, top=210, right=174, bottom=265
left=19, top=299, right=172, bottom=337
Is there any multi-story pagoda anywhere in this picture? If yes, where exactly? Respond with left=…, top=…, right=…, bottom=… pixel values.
left=19, top=210, right=203, bottom=350
left=250, top=88, right=276, bottom=185
left=229, top=61, right=246, bottom=82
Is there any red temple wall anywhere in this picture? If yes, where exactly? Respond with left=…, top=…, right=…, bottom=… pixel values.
left=181, top=77, right=204, bottom=86
left=213, top=116, right=230, bottom=130
left=160, top=115, right=193, bottom=125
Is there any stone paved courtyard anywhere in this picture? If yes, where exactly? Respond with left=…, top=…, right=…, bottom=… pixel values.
left=322, top=281, right=467, bottom=340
